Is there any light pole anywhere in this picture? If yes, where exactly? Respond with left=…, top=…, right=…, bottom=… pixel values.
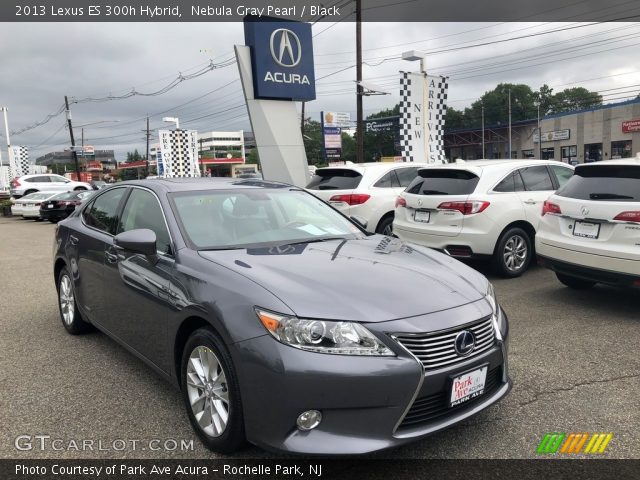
left=402, top=50, right=427, bottom=73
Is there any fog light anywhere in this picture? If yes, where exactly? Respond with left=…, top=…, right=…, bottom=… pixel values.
left=296, top=410, right=322, bottom=431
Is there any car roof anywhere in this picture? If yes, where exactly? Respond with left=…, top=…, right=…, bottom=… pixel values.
left=417, top=159, right=572, bottom=175
left=316, top=162, right=432, bottom=173
left=575, top=158, right=640, bottom=167
left=114, top=177, right=295, bottom=193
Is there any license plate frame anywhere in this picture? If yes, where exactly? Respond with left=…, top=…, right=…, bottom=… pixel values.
left=573, top=220, right=600, bottom=239
left=449, top=364, right=488, bottom=407
left=414, top=210, right=431, bottom=223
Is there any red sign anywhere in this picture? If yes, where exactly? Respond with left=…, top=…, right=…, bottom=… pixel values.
left=198, top=157, right=245, bottom=165
left=622, top=119, right=640, bottom=133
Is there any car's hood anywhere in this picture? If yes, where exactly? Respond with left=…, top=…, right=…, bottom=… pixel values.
left=198, top=236, right=488, bottom=322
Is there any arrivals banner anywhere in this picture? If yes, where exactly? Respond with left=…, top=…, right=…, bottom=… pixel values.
left=399, top=72, right=448, bottom=163
left=158, top=129, right=200, bottom=178
left=9, top=145, right=29, bottom=178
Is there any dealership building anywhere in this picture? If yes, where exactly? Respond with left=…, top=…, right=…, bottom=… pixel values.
left=444, top=98, right=640, bottom=164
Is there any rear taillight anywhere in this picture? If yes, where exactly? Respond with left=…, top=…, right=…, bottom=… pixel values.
left=329, top=194, right=371, bottom=206
left=614, top=211, right=640, bottom=223
left=437, top=201, right=490, bottom=215
left=395, top=196, right=407, bottom=208
left=542, top=201, right=562, bottom=216
left=10, top=178, right=21, bottom=188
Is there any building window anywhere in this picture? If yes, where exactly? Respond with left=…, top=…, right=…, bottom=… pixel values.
left=561, top=145, right=577, bottom=164
left=522, top=149, right=534, bottom=158
left=611, top=140, right=632, bottom=159
left=541, top=147, right=555, bottom=160
left=584, top=143, right=603, bottom=162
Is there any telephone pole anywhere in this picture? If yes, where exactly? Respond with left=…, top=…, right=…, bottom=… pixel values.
left=146, top=117, right=151, bottom=176
left=300, top=101, right=306, bottom=136
left=481, top=103, right=485, bottom=159
left=355, top=0, right=364, bottom=163
left=64, top=96, right=81, bottom=180
left=508, top=89, right=512, bottom=159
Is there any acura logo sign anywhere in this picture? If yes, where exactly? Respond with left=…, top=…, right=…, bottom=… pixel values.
left=454, top=330, right=476, bottom=356
left=270, top=28, right=302, bottom=67
left=581, top=206, right=590, bottom=216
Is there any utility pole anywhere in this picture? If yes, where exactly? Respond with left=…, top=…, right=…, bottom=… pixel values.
left=145, top=117, right=151, bottom=176
left=1, top=108, right=8, bottom=181
left=356, top=0, right=364, bottom=163
left=300, top=101, right=306, bottom=136
left=2, top=107, right=12, bottom=177
left=64, top=96, right=81, bottom=180
left=481, top=103, right=485, bottom=159
left=508, top=89, right=512, bottom=159
left=537, top=102, right=542, bottom=159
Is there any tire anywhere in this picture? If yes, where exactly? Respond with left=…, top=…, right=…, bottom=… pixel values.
left=57, top=267, right=92, bottom=334
left=375, top=214, right=394, bottom=236
left=556, top=273, right=596, bottom=289
left=24, top=189, right=37, bottom=196
left=48, top=219, right=57, bottom=223
left=493, top=227, right=532, bottom=278
left=74, top=187, right=88, bottom=191
left=180, top=328, right=245, bottom=453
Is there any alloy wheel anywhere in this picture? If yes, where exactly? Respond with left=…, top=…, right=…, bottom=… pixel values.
left=186, top=346, right=230, bottom=438
left=59, top=275, right=75, bottom=325
left=503, top=234, right=528, bottom=272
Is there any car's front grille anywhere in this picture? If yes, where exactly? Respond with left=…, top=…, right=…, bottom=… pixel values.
left=393, top=316, right=496, bottom=371
left=398, top=366, right=502, bottom=429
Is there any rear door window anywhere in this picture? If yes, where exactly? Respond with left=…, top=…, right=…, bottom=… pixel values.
left=306, top=169, right=362, bottom=190
left=519, top=166, right=554, bottom=191
left=407, top=169, right=479, bottom=195
left=549, top=165, right=574, bottom=188
left=557, top=164, right=640, bottom=201
left=373, top=170, right=401, bottom=188
left=395, top=167, right=420, bottom=187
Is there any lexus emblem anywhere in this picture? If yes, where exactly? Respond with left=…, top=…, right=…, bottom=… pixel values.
left=454, top=330, right=476, bottom=356
left=270, top=29, right=302, bottom=67
left=581, top=206, right=590, bottom=216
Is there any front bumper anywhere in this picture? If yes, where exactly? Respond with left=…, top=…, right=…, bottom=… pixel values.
left=231, top=303, right=511, bottom=455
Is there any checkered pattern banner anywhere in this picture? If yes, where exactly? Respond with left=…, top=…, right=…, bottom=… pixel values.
left=9, top=145, right=29, bottom=178
left=158, top=130, right=200, bottom=178
left=398, top=72, right=448, bottom=163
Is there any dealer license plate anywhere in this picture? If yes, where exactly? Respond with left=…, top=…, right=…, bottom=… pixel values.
left=414, top=210, right=431, bottom=223
left=450, top=366, right=487, bottom=407
left=47, top=204, right=54, bottom=209
left=573, top=220, right=600, bottom=239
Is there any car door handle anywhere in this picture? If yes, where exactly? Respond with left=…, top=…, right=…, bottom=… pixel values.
left=524, top=200, right=537, bottom=205
left=105, top=251, right=118, bottom=263
left=69, top=235, right=79, bottom=245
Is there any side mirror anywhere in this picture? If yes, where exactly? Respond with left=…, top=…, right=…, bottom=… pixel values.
left=114, top=229, right=157, bottom=256
left=350, top=215, right=368, bottom=230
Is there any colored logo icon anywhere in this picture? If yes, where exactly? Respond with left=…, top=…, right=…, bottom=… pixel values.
left=537, top=432, right=613, bottom=454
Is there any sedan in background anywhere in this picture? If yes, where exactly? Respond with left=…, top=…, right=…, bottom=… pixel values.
left=53, top=178, right=510, bottom=454
left=10, top=191, right=58, bottom=219
left=537, top=159, right=640, bottom=289
left=393, top=160, right=574, bottom=277
left=40, top=190, right=92, bottom=223
left=307, top=162, right=429, bottom=235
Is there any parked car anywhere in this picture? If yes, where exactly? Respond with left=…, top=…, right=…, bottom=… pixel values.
left=393, top=160, right=574, bottom=277
left=306, top=162, right=430, bottom=235
left=53, top=178, right=510, bottom=454
left=536, top=159, right=640, bottom=288
left=90, top=180, right=108, bottom=190
left=39, top=190, right=89, bottom=223
left=10, top=174, right=91, bottom=198
left=11, top=191, right=60, bottom=220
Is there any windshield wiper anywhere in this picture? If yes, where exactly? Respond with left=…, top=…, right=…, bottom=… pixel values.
left=589, top=193, right=633, bottom=200
left=281, top=237, right=347, bottom=247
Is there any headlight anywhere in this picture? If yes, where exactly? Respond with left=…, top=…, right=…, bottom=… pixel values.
left=255, top=309, right=394, bottom=356
left=486, top=282, right=507, bottom=340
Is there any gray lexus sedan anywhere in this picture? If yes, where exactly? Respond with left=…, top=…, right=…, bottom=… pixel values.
left=53, top=178, right=511, bottom=454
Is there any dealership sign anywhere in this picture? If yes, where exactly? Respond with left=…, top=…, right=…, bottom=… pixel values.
left=622, top=119, right=640, bottom=133
left=244, top=17, right=316, bottom=101
left=323, top=111, right=351, bottom=127
left=323, top=127, right=342, bottom=159
left=534, top=129, right=570, bottom=143
left=365, top=116, right=399, bottom=133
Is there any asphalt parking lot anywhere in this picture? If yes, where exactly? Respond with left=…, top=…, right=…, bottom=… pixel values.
left=0, top=215, right=638, bottom=460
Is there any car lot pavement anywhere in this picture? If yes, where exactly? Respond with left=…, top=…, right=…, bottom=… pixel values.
left=0, top=215, right=638, bottom=459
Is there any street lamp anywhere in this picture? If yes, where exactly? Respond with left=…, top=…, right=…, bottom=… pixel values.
left=162, top=117, right=180, bottom=130
left=402, top=50, right=427, bottom=73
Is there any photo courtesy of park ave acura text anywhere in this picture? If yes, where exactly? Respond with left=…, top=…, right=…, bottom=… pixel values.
left=0, top=0, right=638, bottom=478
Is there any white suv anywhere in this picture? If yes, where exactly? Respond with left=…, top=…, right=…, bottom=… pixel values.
left=393, top=160, right=574, bottom=277
left=306, top=162, right=430, bottom=235
left=10, top=174, right=91, bottom=198
left=536, top=159, right=640, bottom=289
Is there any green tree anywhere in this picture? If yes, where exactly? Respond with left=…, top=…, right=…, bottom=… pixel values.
left=445, top=107, right=467, bottom=129
left=125, top=149, right=142, bottom=163
left=246, top=148, right=260, bottom=165
left=465, top=83, right=537, bottom=128
left=302, top=118, right=324, bottom=165
left=534, top=84, right=556, bottom=116
left=550, top=87, right=602, bottom=113
left=340, top=132, right=356, bottom=163
left=363, top=105, right=401, bottom=161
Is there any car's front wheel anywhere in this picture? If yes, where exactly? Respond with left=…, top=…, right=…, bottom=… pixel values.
left=57, top=267, right=92, bottom=334
left=493, top=227, right=532, bottom=278
left=556, top=273, right=596, bottom=289
left=181, top=328, right=245, bottom=453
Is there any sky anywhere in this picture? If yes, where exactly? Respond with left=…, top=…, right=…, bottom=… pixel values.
left=1, top=20, right=640, bottom=161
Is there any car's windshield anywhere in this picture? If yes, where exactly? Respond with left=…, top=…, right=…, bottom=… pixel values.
left=52, top=191, right=80, bottom=200
left=171, top=188, right=364, bottom=250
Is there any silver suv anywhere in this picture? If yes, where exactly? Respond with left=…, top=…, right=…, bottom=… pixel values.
left=10, top=174, right=91, bottom=198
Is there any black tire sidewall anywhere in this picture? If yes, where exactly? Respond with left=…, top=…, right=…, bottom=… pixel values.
left=376, top=215, right=394, bottom=235
left=494, top=227, right=532, bottom=278
left=180, top=328, right=245, bottom=453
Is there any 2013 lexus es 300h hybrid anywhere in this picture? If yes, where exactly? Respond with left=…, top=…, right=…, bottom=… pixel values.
left=53, top=178, right=511, bottom=454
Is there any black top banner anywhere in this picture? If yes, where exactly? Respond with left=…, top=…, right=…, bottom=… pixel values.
left=4, top=0, right=640, bottom=22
